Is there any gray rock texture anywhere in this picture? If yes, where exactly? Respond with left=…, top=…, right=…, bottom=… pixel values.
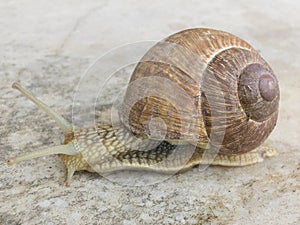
left=0, top=0, right=299, bottom=224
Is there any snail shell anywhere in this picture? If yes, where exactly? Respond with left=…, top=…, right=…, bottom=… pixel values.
left=121, top=28, right=279, bottom=155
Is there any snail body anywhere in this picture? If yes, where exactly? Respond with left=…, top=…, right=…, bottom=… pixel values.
left=6, top=28, right=279, bottom=185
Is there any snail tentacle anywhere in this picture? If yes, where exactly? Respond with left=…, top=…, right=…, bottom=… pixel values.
left=6, top=142, right=78, bottom=166
left=12, top=82, right=73, bottom=133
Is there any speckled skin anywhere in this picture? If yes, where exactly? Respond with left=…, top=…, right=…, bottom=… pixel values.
left=59, top=125, right=277, bottom=185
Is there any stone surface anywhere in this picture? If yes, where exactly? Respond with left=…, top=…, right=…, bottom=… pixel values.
left=0, top=0, right=299, bottom=224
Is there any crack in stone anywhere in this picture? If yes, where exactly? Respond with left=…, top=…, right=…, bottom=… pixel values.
left=56, top=1, right=108, bottom=55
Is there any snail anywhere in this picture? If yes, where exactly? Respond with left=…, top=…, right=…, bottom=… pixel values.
left=6, top=28, right=279, bottom=186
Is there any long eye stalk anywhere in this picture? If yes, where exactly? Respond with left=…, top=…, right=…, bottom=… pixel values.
left=12, top=83, right=73, bottom=134
left=6, top=142, right=78, bottom=166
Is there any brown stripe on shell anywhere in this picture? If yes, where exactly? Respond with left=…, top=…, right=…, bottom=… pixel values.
left=121, top=28, right=256, bottom=148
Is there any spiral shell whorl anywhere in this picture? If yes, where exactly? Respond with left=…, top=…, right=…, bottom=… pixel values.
left=238, top=63, right=279, bottom=122
left=202, top=47, right=278, bottom=154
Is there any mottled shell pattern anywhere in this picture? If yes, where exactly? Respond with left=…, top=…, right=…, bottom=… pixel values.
left=121, top=28, right=279, bottom=155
